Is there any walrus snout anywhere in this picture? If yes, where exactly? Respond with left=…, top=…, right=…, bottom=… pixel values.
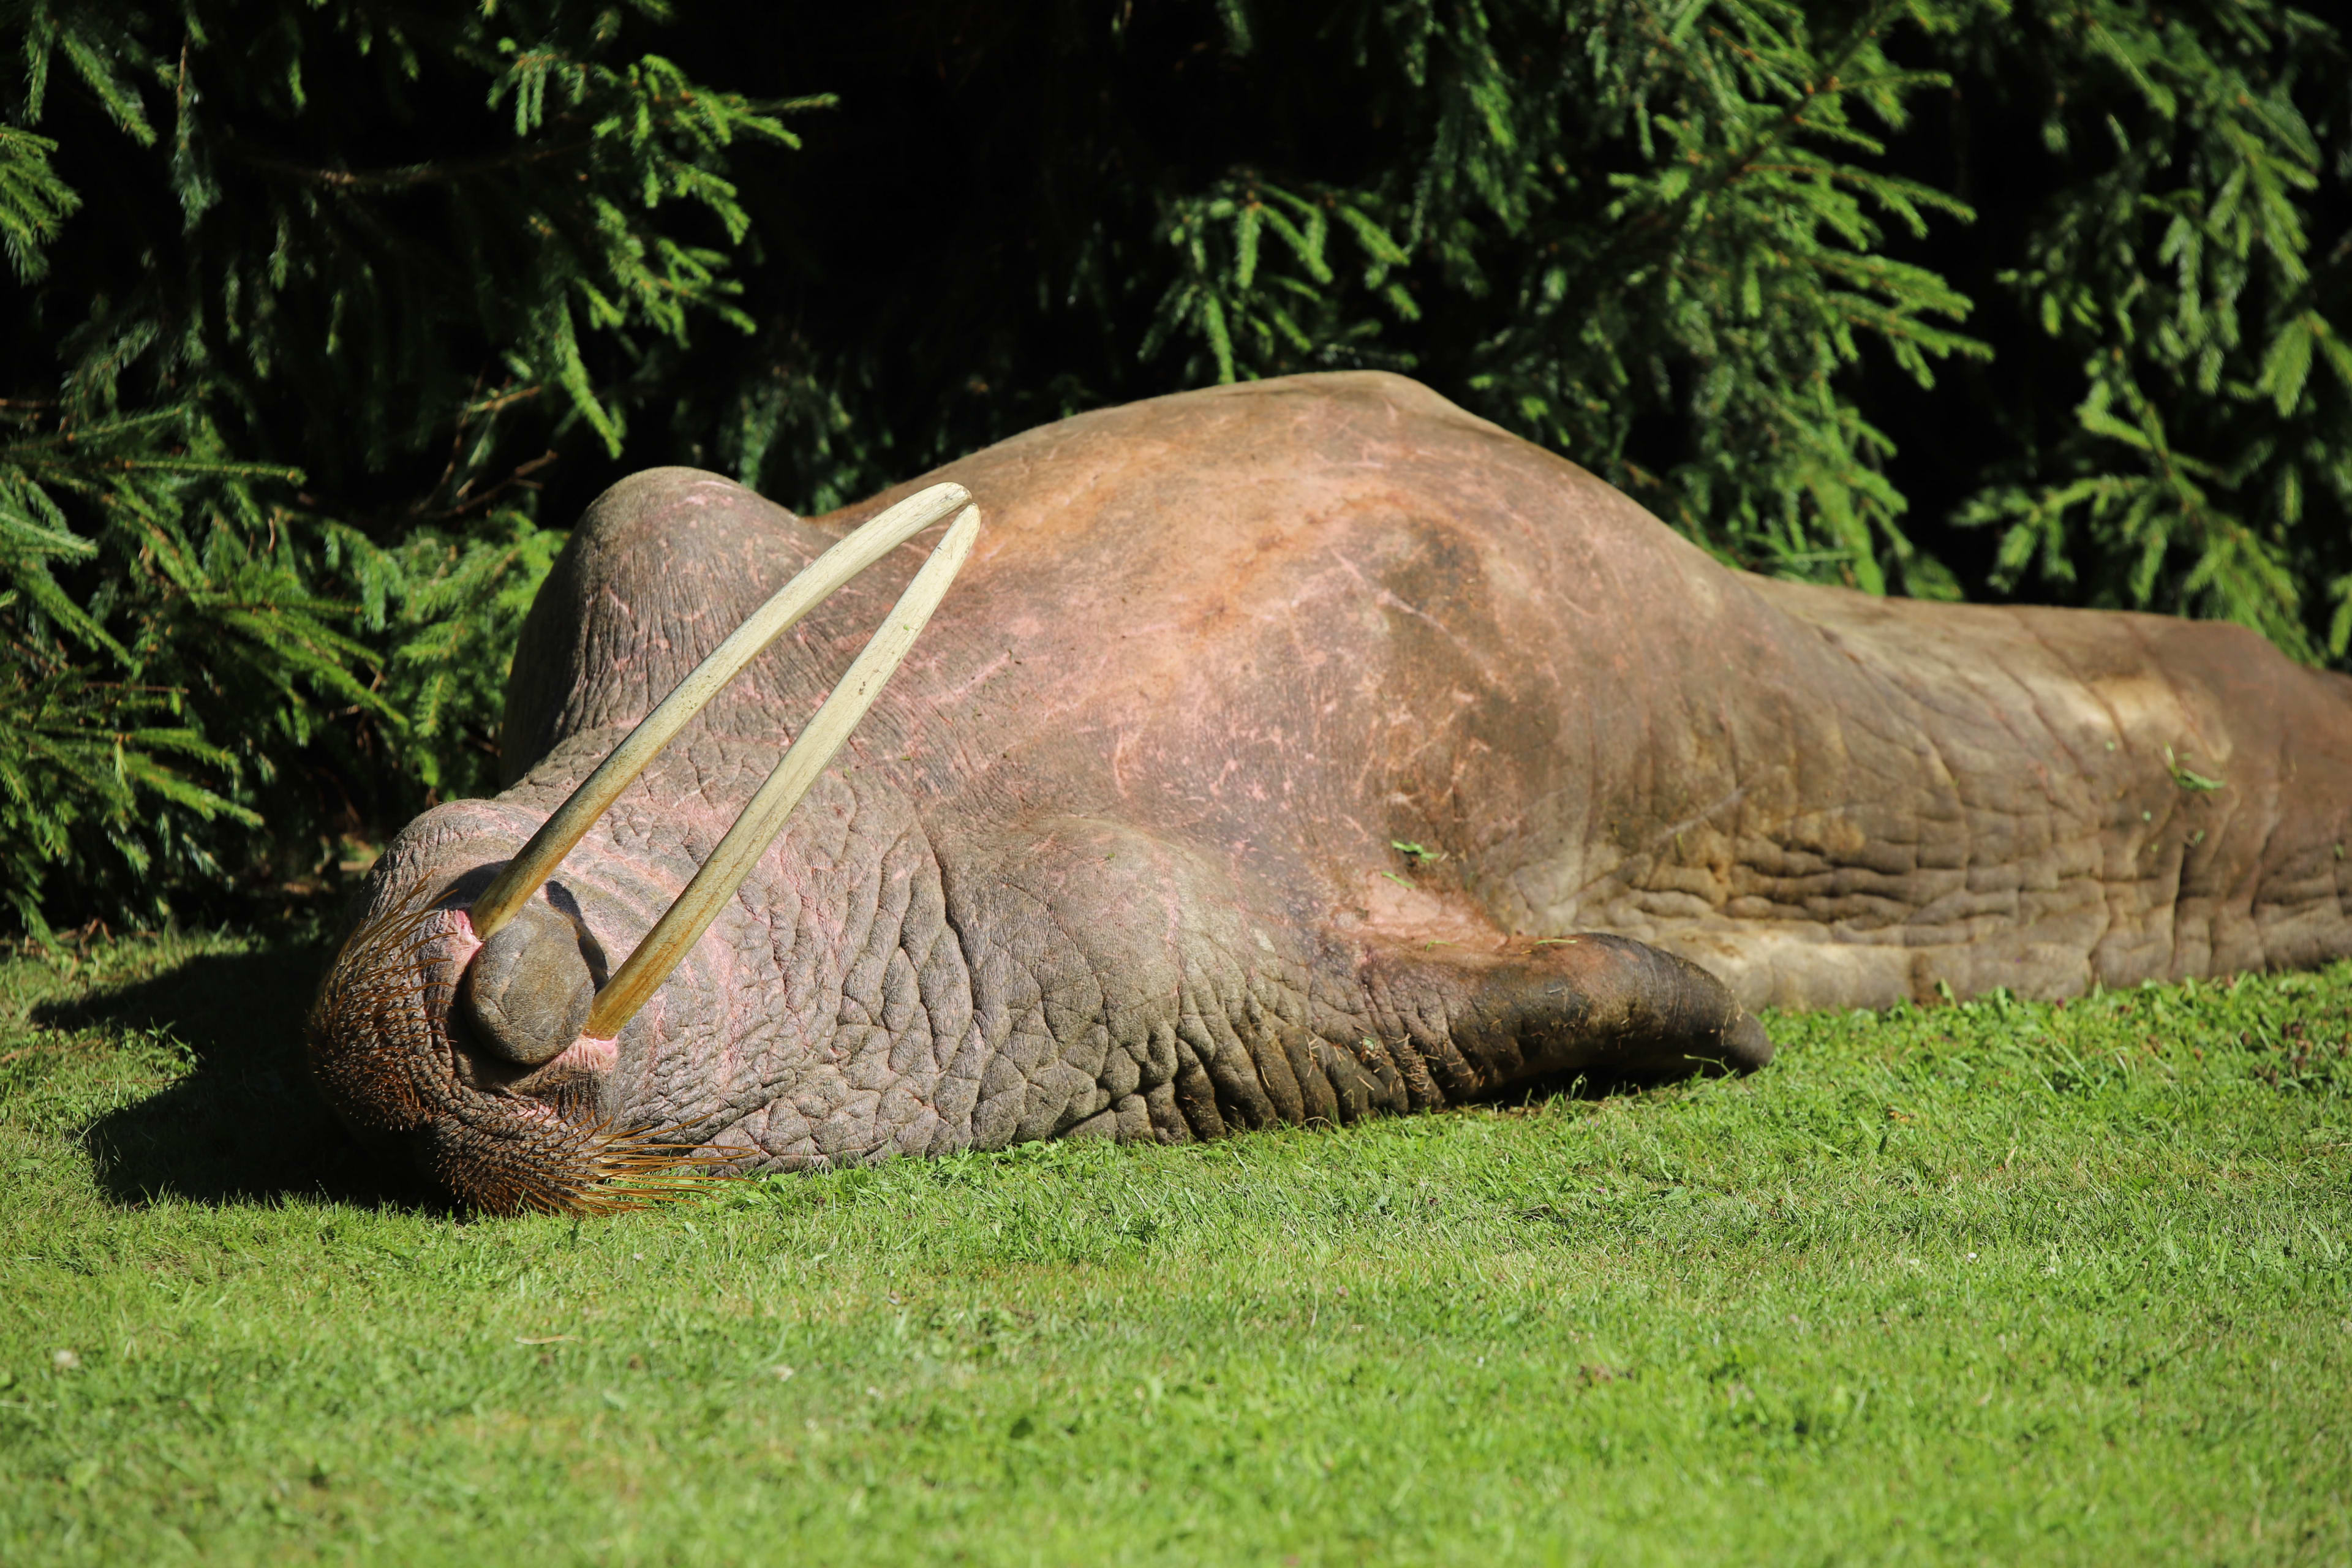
left=458, top=901, right=596, bottom=1066
left=307, top=891, right=707, bottom=1214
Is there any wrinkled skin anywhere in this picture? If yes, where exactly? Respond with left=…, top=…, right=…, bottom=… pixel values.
left=310, top=373, right=2352, bottom=1210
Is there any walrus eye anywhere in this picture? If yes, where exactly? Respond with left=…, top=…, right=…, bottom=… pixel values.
left=464, top=484, right=982, bottom=1044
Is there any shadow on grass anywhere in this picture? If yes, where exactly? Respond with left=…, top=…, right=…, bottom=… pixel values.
left=34, top=933, right=451, bottom=1214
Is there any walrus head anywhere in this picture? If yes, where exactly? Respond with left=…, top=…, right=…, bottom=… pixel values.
left=306, top=483, right=981, bottom=1213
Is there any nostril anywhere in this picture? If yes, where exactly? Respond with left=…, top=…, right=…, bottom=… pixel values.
left=458, top=902, right=595, bottom=1066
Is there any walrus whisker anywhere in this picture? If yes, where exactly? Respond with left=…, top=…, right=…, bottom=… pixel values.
left=467, top=480, right=972, bottom=943
left=581, top=502, right=982, bottom=1040
left=306, top=891, right=475, bottom=1138
left=530, top=1118, right=741, bottom=1215
left=437, top=1113, right=739, bottom=1216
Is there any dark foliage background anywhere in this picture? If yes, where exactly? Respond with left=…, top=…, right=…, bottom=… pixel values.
left=2, top=0, right=2346, bottom=937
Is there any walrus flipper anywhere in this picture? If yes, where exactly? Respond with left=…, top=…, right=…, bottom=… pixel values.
left=1357, top=933, right=1772, bottom=1102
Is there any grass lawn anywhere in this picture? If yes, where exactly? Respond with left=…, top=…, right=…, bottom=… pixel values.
left=1, top=922, right=2346, bottom=1565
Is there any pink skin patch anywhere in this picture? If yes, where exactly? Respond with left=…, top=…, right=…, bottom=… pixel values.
left=428, top=905, right=486, bottom=968
left=547, top=1035, right=620, bottom=1074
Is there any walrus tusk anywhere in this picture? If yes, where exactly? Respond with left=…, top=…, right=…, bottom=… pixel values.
left=579, top=501, right=982, bottom=1039
left=467, top=480, right=971, bottom=942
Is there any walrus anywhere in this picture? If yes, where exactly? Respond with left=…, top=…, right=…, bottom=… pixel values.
left=308, top=372, right=2352, bottom=1212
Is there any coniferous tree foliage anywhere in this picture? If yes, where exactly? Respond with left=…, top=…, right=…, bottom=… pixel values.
left=1939, top=2, right=2352, bottom=657
left=0, top=0, right=807, bottom=932
left=2, top=0, right=2346, bottom=936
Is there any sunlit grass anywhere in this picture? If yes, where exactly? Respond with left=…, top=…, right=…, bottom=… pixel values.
left=2, top=927, right=2346, bottom=1564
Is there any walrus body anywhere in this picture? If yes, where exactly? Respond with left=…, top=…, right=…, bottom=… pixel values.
left=312, top=372, right=2352, bottom=1210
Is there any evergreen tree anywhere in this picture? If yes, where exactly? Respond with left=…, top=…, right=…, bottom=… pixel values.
left=2, top=0, right=2345, bottom=937
left=1, top=0, right=807, bottom=933
left=1941, top=0, right=2352, bottom=660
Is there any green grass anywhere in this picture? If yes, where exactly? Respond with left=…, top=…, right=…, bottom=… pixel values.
left=2, top=926, right=2348, bottom=1566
